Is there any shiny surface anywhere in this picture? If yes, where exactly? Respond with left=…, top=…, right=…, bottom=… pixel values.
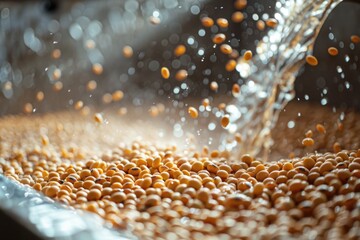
left=0, top=174, right=136, bottom=240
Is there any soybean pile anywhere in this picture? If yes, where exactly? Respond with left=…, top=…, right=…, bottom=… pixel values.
left=1, top=102, right=360, bottom=240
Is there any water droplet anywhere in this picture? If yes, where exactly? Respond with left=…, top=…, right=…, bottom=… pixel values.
left=208, top=123, right=216, bottom=131
left=287, top=121, right=295, bottom=129
left=321, top=98, right=328, bottom=106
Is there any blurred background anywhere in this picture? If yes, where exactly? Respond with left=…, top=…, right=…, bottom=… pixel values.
left=0, top=0, right=359, bottom=117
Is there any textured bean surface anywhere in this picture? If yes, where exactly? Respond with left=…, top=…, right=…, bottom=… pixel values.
left=0, top=102, right=360, bottom=240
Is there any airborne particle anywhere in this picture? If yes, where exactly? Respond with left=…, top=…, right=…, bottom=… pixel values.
left=302, top=137, right=314, bottom=147
left=122, top=46, right=133, bottom=58
left=94, top=113, right=104, bottom=124
left=201, top=17, right=214, bottom=27
left=174, top=45, right=186, bottom=57
left=220, top=44, right=232, bottom=55
left=328, top=47, right=338, bottom=56
left=216, top=18, right=229, bottom=28
left=161, top=67, right=170, bottom=79
left=243, top=50, right=253, bottom=61
left=188, top=107, right=199, bottom=119
left=175, top=69, right=188, bottom=81
left=221, top=115, right=230, bottom=128
left=234, top=0, right=247, bottom=10
left=350, top=35, right=360, bottom=43
left=226, top=60, right=237, bottom=72
left=149, top=16, right=161, bottom=25
left=266, top=18, right=278, bottom=28
left=306, top=55, right=318, bottom=66
left=212, top=34, right=226, bottom=44
left=92, top=63, right=103, bottom=75
left=231, top=12, right=244, bottom=23
left=210, top=81, right=219, bottom=91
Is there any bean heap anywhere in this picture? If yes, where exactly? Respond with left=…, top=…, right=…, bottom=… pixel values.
left=1, top=137, right=360, bottom=239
